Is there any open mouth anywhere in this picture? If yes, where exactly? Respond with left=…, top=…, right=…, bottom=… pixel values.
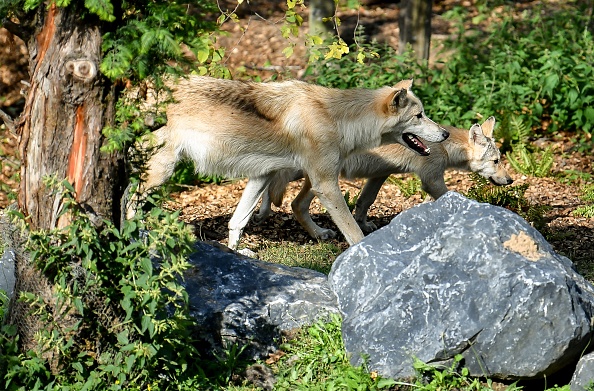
left=403, top=133, right=430, bottom=156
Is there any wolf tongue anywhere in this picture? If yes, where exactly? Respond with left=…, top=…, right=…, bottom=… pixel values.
left=404, top=133, right=430, bottom=156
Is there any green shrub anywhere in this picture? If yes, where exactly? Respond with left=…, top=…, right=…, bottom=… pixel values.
left=308, top=2, right=594, bottom=147
left=0, top=178, right=210, bottom=390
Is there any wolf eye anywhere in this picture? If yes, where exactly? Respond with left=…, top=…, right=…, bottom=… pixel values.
left=416, top=112, right=423, bottom=119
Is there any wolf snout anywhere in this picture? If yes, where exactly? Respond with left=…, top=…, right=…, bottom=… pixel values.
left=440, top=127, right=450, bottom=140
left=490, top=176, right=514, bottom=186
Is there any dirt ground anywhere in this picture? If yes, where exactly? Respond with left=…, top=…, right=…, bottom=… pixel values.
left=1, top=0, right=593, bottom=277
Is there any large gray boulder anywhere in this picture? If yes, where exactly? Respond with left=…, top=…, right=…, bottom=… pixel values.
left=571, top=352, right=594, bottom=391
left=329, top=192, right=594, bottom=381
left=185, top=241, right=339, bottom=360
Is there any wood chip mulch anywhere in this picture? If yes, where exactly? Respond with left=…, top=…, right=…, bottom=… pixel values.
left=166, top=146, right=594, bottom=279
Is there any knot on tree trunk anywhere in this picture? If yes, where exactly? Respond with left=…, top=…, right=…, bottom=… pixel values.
left=64, top=57, right=97, bottom=83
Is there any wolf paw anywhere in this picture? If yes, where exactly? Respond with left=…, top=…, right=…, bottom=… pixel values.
left=237, top=248, right=257, bottom=258
left=313, top=228, right=337, bottom=240
left=252, top=211, right=269, bottom=225
left=358, top=221, right=377, bottom=233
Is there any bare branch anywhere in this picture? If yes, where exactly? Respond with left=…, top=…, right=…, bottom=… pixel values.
left=2, top=19, right=30, bottom=41
left=244, top=65, right=302, bottom=71
left=0, top=109, right=16, bottom=135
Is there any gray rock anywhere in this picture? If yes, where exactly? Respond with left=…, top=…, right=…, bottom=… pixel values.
left=0, top=208, right=17, bottom=299
left=329, top=192, right=594, bottom=381
left=571, top=352, right=594, bottom=391
left=185, top=241, right=339, bottom=360
left=0, top=248, right=15, bottom=298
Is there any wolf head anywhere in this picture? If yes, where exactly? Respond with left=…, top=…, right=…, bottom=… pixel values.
left=380, top=79, right=449, bottom=156
left=468, top=117, right=513, bottom=186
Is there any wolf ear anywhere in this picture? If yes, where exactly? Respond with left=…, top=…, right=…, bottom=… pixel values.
left=390, top=88, right=408, bottom=109
left=393, top=79, right=414, bottom=90
left=469, top=123, right=488, bottom=145
left=481, top=116, right=496, bottom=138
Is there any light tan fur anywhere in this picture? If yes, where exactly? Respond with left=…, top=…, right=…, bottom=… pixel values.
left=126, top=76, right=449, bottom=249
left=255, top=117, right=513, bottom=239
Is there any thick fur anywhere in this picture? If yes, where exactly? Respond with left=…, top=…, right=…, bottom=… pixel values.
left=126, top=76, right=449, bottom=249
left=255, top=117, right=513, bottom=239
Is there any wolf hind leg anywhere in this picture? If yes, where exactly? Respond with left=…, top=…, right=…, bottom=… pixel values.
left=291, top=176, right=337, bottom=240
left=252, top=188, right=274, bottom=225
left=354, top=175, right=389, bottom=233
left=253, top=169, right=304, bottom=225
left=228, top=176, right=271, bottom=251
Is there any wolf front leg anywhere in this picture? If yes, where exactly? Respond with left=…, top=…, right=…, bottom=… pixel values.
left=309, top=174, right=364, bottom=246
left=228, top=176, right=271, bottom=251
left=291, top=176, right=337, bottom=240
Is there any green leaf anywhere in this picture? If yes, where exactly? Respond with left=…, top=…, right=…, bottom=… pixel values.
left=542, top=73, right=559, bottom=95
left=377, top=378, right=397, bottom=388
left=84, top=0, right=115, bottom=22
left=140, top=257, right=153, bottom=276
left=72, top=362, right=84, bottom=373
left=141, top=314, right=153, bottom=334
left=584, top=106, right=594, bottom=122
left=197, top=49, right=210, bottom=63
left=117, top=330, right=129, bottom=345
left=282, top=45, right=294, bottom=58
left=73, top=297, right=84, bottom=315
left=125, top=354, right=136, bottom=373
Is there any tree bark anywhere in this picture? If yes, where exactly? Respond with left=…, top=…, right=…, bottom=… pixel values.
left=9, top=3, right=125, bottom=358
left=17, top=4, right=124, bottom=231
left=398, top=0, right=433, bottom=61
left=309, top=0, right=335, bottom=37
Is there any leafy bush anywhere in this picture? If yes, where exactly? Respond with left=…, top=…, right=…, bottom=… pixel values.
left=308, top=2, right=594, bottom=148
left=0, top=179, right=209, bottom=390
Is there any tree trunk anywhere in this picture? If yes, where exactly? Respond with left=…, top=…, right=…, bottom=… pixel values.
left=18, top=4, right=123, bottom=230
left=309, top=0, right=335, bottom=37
left=398, top=0, right=433, bottom=61
left=9, top=3, right=124, bottom=357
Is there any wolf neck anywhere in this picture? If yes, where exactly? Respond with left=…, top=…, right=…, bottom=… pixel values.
left=327, top=87, right=393, bottom=154
left=442, top=126, right=474, bottom=170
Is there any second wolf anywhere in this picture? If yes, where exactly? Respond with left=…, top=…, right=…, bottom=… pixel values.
left=255, top=117, right=513, bottom=239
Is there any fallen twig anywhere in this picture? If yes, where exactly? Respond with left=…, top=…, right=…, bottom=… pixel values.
left=244, top=64, right=302, bottom=72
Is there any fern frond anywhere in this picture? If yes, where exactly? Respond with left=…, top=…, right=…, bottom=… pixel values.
left=536, top=146, right=554, bottom=177
left=573, top=205, right=594, bottom=218
left=509, top=114, right=531, bottom=145
left=580, top=184, right=594, bottom=202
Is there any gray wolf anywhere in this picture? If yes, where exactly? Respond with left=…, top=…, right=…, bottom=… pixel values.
left=126, top=76, right=449, bottom=249
left=255, top=117, right=513, bottom=239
